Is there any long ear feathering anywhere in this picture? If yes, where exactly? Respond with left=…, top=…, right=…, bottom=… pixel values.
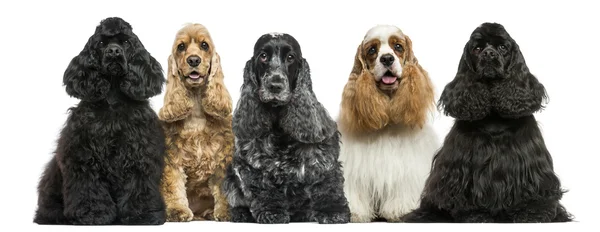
left=279, top=59, right=337, bottom=143
left=490, top=41, right=549, bottom=118
left=339, top=44, right=389, bottom=133
left=63, top=36, right=110, bottom=101
left=158, top=55, right=193, bottom=122
left=232, top=60, right=272, bottom=139
left=388, top=35, right=435, bottom=128
left=201, top=51, right=233, bottom=118
left=437, top=42, right=492, bottom=121
left=120, top=35, right=165, bottom=101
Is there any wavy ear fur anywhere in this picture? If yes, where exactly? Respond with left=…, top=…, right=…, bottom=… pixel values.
left=388, top=59, right=435, bottom=128
left=438, top=43, right=492, bottom=121
left=63, top=37, right=110, bottom=102
left=339, top=44, right=389, bottom=133
left=158, top=55, right=193, bottom=122
left=201, top=52, right=233, bottom=118
left=279, top=59, right=337, bottom=143
left=120, top=38, right=165, bottom=101
left=232, top=60, right=273, bottom=139
left=490, top=44, right=548, bottom=118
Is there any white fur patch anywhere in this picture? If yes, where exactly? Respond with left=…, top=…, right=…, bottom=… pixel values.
left=338, top=123, right=440, bottom=221
left=269, top=32, right=284, bottom=37
left=364, top=25, right=405, bottom=81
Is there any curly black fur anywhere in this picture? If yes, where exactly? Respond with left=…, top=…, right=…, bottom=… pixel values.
left=222, top=33, right=350, bottom=224
left=403, top=23, right=573, bottom=223
left=33, top=17, right=167, bottom=225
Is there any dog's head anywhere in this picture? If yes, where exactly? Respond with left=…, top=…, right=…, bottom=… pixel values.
left=463, top=22, right=522, bottom=80
left=169, top=24, right=216, bottom=88
left=355, top=25, right=416, bottom=95
left=250, top=33, right=302, bottom=105
left=63, top=17, right=164, bottom=101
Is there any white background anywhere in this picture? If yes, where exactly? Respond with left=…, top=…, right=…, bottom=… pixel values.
left=0, top=0, right=598, bottom=231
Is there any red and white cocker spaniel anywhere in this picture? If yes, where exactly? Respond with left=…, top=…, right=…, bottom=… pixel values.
left=338, top=25, right=440, bottom=222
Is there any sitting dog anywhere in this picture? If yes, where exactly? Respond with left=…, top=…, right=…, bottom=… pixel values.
left=158, top=24, right=234, bottom=222
left=222, top=33, right=350, bottom=224
left=338, top=25, right=439, bottom=222
left=402, top=22, right=573, bottom=223
left=33, top=17, right=167, bottom=225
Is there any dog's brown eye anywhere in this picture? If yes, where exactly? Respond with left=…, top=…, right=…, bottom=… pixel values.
left=368, top=47, right=377, bottom=55
left=287, top=54, right=294, bottom=62
left=394, top=44, right=403, bottom=52
left=259, top=53, right=268, bottom=62
left=178, top=43, right=185, bottom=52
left=201, top=42, right=209, bottom=51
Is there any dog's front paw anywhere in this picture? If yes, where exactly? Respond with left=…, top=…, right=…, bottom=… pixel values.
left=166, top=207, right=193, bottom=222
left=315, top=211, right=350, bottom=224
left=120, top=210, right=166, bottom=225
left=68, top=205, right=117, bottom=225
left=213, top=208, right=230, bottom=221
left=255, top=210, right=290, bottom=224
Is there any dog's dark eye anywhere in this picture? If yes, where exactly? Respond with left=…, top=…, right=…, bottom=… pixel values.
left=286, top=54, right=295, bottom=62
left=124, top=40, right=129, bottom=44
left=259, top=52, right=268, bottom=62
left=178, top=43, right=185, bottom=52
left=201, top=42, right=209, bottom=51
left=473, top=47, right=482, bottom=53
left=368, top=47, right=377, bottom=55
left=499, top=45, right=507, bottom=50
left=99, top=41, right=104, bottom=46
left=394, top=44, right=403, bottom=52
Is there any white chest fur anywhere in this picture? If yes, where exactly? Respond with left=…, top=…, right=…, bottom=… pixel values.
left=339, top=123, right=440, bottom=220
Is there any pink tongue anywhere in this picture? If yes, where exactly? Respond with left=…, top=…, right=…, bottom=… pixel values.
left=189, top=73, right=200, bottom=79
left=382, top=76, right=397, bottom=84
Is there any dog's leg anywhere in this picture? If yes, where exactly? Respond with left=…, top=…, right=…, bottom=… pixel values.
left=230, top=206, right=254, bottom=222
left=250, top=188, right=290, bottom=224
left=209, top=168, right=230, bottom=221
left=61, top=152, right=117, bottom=225
left=508, top=200, right=572, bottom=223
left=310, top=170, right=351, bottom=224
left=33, top=157, right=68, bottom=224
left=344, top=176, right=374, bottom=222
left=161, top=163, right=193, bottom=222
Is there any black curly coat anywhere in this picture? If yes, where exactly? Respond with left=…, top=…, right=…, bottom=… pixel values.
left=33, top=17, right=167, bottom=225
left=222, top=33, right=350, bottom=224
left=402, top=23, right=573, bottom=223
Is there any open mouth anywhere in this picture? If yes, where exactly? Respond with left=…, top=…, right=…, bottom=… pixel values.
left=186, top=71, right=204, bottom=82
left=380, top=70, right=398, bottom=85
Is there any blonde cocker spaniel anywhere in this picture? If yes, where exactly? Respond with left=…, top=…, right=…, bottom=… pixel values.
left=158, top=23, right=233, bottom=222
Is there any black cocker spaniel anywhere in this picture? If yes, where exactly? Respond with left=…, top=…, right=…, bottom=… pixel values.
left=402, top=23, right=573, bottom=223
left=33, top=17, right=167, bottom=225
left=222, top=33, right=350, bottom=224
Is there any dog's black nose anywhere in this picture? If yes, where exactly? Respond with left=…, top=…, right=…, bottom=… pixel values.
left=268, top=83, right=284, bottom=93
left=380, top=54, right=395, bottom=67
left=105, top=45, right=122, bottom=58
left=483, top=49, right=497, bottom=59
left=187, top=56, right=201, bottom=67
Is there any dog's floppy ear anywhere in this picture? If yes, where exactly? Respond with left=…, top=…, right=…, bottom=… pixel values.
left=232, top=60, right=273, bottom=139
left=201, top=51, right=233, bottom=118
left=63, top=36, right=110, bottom=102
left=388, top=60, right=435, bottom=128
left=438, top=43, right=492, bottom=121
left=120, top=36, right=165, bottom=100
left=158, top=55, right=193, bottom=122
left=279, top=58, right=337, bottom=143
left=403, top=35, right=417, bottom=64
left=339, top=44, right=389, bottom=133
left=490, top=42, right=548, bottom=118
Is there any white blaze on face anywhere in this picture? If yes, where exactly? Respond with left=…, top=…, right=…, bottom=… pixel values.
left=363, top=25, right=404, bottom=82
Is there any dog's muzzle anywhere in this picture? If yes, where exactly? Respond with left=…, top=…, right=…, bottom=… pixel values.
left=259, top=73, right=291, bottom=104
left=103, top=43, right=127, bottom=75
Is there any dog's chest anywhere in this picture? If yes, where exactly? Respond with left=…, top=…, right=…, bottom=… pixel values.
left=183, top=99, right=207, bottom=132
left=265, top=144, right=335, bottom=184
